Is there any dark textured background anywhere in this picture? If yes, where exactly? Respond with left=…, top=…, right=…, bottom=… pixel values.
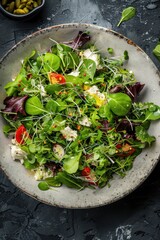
left=0, top=1, right=160, bottom=239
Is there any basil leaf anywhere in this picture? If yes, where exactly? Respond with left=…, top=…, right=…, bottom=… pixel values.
left=108, top=93, right=132, bottom=116
left=38, top=182, right=50, bottom=191
left=117, top=7, right=136, bottom=27
left=135, top=126, right=155, bottom=145
left=56, top=172, right=84, bottom=189
left=63, top=151, right=82, bottom=174
left=25, top=96, right=44, bottom=115
left=153, top=43, right=160, bottom=61
left=79, top=59, right=96, bottom=80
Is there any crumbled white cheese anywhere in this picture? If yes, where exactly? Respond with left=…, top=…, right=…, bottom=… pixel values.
left=60, top=126, right=77, bottom=141
left=79, top=116, right=92, bottom=127
left=10, top=144, right=27, bottom=164
left=84, top=85, right=106, bottom=107
left=37, top=84, right=47, bottom=97
left=68, top=70, right=80, bottom=77
left=53, top=144, right=65, bottom=160
left=34, top=165, right=53, bottom=181
left=83, top=49, right=100, bottom=67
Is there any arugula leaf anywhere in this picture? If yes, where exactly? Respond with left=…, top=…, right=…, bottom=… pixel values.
left=79, top=59, right=96, bottom=80
left=108, top=93, right=132, bottom=116
left=63, top=151, right=82, bottom=174
left=56, top=171, right=84, bottom=189
left=25, top=96, right=44, bottom=115
left=117, top=6, right=136, bottom=27
left=135, top=126, right=155, bottom=145
left=144, top=108, right=160, bottom=121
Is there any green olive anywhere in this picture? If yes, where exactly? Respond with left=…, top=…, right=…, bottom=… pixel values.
left=2, top=0, right=8, bottom=6
left=23, top=7, right=29, bottom=13
left=37, top=0, right=42, bottom=6
left=15, top=0, right=20, bottom=8
left=33, top=1, right=38, bottom=8
left=14, top=9, right=26, bottom=14
left=8, top=2, right=15, bottom=13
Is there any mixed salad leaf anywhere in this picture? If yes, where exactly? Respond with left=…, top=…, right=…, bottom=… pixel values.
left=1, top=31, right=160, bottom=191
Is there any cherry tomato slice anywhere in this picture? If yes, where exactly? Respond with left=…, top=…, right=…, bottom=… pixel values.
left=15, top=125, right=29, bottom=144
left=81, top=167, right=91, bottom=176
left=117, top=143, right=135, bottom=157
left=49, top=73, right=66, bottom=84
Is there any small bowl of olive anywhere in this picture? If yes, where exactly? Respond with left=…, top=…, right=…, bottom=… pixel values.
left=0, top=0, right=45, bottom=20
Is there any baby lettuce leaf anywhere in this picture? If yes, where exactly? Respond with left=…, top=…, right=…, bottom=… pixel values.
left=25, top=96, right=44, bottom=115
left=2, top=95, right=28, bottom=119
left=79, top=59, right=96, bottom=80
left=65, top=75, right=84, bottom=85
left=135, top=126, right=155, bottom=145
left=56, top=171, right=84, bottom=189
left=63, top=151, right=82, bottom=174
left=65, top=31, right=91, bottom=49
left=125, top=82, right=145, bottom=101
left=108, top=93, right=132, bottom=116
left=117, top=6, right=136, bottom=27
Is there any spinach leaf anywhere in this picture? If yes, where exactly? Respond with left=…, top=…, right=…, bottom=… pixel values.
left=38, top=182, right=50, bottom=191
left=45, top=99, right=58, bottom=113
left=65, top=75, right=84, bottom=85
left=117, top=6, right=136, bottom=27
left=38, top=53, right=60, bottom=72
left=153, top=42, right=160, bottom=61
left=135, top=126, right=155, bottom=145
left=45, top=177, right=62, bottom=187
left=63, top=151, right=82, bottom=174
left=25, top=96, right=44, bottom=115
left=79, top=59, right=96, bottom=80
left=56, top=171, right=84, bottom=189
left=108, top=93, right=132, bottom=116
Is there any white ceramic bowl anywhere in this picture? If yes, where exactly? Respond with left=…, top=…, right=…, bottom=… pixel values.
left=0, top=23, right=160, bottom=209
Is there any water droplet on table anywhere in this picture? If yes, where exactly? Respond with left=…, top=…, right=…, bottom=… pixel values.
left=146, top=3, right=157, bottom=10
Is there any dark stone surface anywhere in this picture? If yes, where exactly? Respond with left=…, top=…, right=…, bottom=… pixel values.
left=0, top=0, right=160, bottom=239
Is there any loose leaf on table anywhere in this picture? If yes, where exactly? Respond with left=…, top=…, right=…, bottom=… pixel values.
left=25, top=96, right=44, bottom=115
left=153, top=42, right=160, bottom=61
left=117, top=6, right=136, bottom=27
left=107, top=92, right=132, bottom=116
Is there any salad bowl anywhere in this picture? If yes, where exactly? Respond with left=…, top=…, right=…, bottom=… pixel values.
left=0, top=23, right=160, bottom=209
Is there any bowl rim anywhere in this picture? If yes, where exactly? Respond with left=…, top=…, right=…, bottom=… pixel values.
left=0, top=0, right=45, bottom=18
left=0, top=23, right=160, bottom=209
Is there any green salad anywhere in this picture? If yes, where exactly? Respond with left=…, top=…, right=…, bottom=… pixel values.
left=1, top=31, right=160, bottom=191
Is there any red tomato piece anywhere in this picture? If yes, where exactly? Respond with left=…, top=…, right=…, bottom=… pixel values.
left=49, top=73, right=66, bottom=84
left=15, top=125, right=29, bottom=144
left=81, top=167, right=91, bottom=176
